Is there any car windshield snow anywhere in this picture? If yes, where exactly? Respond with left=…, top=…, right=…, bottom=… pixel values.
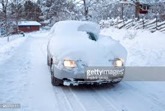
left=86, top=32, right=97, bottom=41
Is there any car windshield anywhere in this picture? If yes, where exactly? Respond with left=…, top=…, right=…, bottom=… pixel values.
left=86, top=32, right=97, bottom=41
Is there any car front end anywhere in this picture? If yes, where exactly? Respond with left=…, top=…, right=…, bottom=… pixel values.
left=51, top=58, right=125, bottom=86
left=48, top=20, right=127, bottom=86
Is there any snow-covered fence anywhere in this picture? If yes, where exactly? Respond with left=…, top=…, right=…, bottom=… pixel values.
left=100, top=18, right=165, bottom=33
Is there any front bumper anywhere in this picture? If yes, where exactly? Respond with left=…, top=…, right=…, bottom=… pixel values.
left=52, top=65, right=87, bottom=79
left=52, top=65, right=124, bottom=85
left=63, top=78, right=123, bottom=86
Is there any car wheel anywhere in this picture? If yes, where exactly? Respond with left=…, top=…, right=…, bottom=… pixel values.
left=51, top=67, right=63, bottom=86
left=51, top=74, right=63, bottom=86
left=47, top=55, right=50, bottom=66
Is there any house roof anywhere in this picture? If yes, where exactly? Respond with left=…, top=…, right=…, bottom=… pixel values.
left=18, top=21, right=41, bottom=26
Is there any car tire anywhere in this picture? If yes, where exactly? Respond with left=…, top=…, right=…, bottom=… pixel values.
left=47, top=55, right=50, bottom=66
left=51, top=74, right=63, bottom=86
left=51, top=67, right=63, bottom=86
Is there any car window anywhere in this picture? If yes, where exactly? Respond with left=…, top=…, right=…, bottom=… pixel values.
left=87, top=32, right=97, bottom=41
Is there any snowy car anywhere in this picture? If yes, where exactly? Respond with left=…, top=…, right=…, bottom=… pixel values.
left=47, top=20, right=127, bottom=86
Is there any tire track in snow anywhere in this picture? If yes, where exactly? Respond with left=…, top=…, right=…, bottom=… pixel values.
left=68, top=86, right=107, bottom=111
left=52, top=82, right=165, bottom=111
left=91, top=85, right=121, bottom=111
left=22, top=33, right=59, bottom=111
left=92, top=84, right=130, bottom=111
left=53, top=87, right=73, bottom=111
left=123, top=82, right=165, bottom=110
left=61, top=87, right=86, bottom=111
left=108, top=82, right=164, bottom=111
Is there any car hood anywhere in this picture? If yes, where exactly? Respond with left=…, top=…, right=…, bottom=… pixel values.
left=49, top=33, right=127, bottom=66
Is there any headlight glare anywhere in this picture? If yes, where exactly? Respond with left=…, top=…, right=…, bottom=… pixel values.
left=64, top=60, right=77, bottom=68
left=114, top=58, right=124, bottom=67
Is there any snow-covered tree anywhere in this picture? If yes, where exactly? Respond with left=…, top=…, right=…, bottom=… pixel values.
left=0, top=0, right=9, bottom=35
left=37, top=0, right=78, bottom=25
left=24, top=0, right=42, bottom=21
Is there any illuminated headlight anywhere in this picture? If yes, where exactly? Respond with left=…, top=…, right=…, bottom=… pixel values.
left=64, top=60, right=77, bottom=68
left=113, top=58, right=124, bottom=67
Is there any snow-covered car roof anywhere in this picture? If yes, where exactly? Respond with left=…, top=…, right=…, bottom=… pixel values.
left=50, top=20, right=100, bottom=37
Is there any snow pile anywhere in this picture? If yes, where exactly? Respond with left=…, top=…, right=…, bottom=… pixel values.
left=101, top=28, right=165, bottom=66
left=0, top=35, right=24, bottom=46
left=49, top=21, right=127, bottom=67
left=0, top=36, right=26, bottom=64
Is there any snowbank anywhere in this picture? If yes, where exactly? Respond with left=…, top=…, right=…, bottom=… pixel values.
left=0, top=36, right=26, bottom=64
left=101, top=28, right=165, bottom=66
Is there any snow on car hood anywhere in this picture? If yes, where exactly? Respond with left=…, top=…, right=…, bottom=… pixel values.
left=49, top=34, right=127, bottom=66
left=49, top=21, right=127, bottom=66
left=50, top=20, right=100, bottom=37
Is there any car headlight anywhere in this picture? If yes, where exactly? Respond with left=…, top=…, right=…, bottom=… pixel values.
left=64, top=60, right=77, bottom=68
left=113, top=58, right=124, bottom=67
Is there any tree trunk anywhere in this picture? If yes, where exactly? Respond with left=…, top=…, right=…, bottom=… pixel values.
left=121, top=3, right=124, bottom=20
left=83, top=0, right=88, bottom=20
left=135, top=0, right=140, bottom=20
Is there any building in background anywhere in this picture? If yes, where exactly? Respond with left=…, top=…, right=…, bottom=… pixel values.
left=18, top=21, right=41, bottom=32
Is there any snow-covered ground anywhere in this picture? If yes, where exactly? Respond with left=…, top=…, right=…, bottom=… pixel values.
left=0, top=28, right=165, bottom=111
left=101, top=28, right=165, bottom=66
left=0, top=35, right=26, bottom=64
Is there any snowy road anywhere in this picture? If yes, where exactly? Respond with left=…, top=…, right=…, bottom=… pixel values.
left=0, top=30, right=165, bottom=111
